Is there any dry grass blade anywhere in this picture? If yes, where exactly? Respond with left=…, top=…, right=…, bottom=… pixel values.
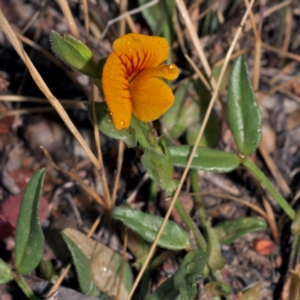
left=0, top=95, right=87, bottom=105
left=244, top=0, right=261, bottom=91
left=126, top=0, right=256, bottom=298
left=41, top=146, right=106, bottom=208
left=90, top=84, right=111, bottom=208
left=0, top=8, right=101, bottom=171
left=17, top=33, right=89, bottom=96
left=57, top=0, right=80, bottom=38
left=100, top=0, right=158, bottom=39
left=1, top=106, right=83, bottom=116
left=112, top=141, right=125, bottom=207
left=197, top=192, right=269, bottom=220
left=82, top=0, right=90, bottom=45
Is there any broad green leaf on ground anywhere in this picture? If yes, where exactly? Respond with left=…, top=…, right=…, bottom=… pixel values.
left=207, top=223, right=226, bottom=270
left=0, top=259, right=13, bottom=284
left=169, top=146, right=240, bottom=172
left=141, top=138, right=177, bottom=196
left=51, top=31, right=100, bottom=78
left=15, top=169, right=45, bottom=275
left=62, top=228, right=133, bottom=300
left=112, top=207, right=190, bottom=250
left=214, top=217, right=267, bottom=245
left=174, top=249, right=208, bottom=300
left=203, top=282, right=232, bottom=297
left=89, top=102, right=137, bottom=148
left=227, top=55, right=262, bottom=155
left=61, top=231, right=101, bottom=297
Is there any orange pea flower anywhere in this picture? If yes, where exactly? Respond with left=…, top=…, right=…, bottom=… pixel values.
left=102, top=33, right=179, bottom=130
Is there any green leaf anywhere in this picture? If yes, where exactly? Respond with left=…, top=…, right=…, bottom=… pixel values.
left=174, top=249, right=208, bottom=299
left=214, top=217, right=268, bottom=245
left=162, top=82, right=200, bottom=140
left=51, top=31, right=100, bottom=78
left=141, top=138, right=177, bottom=196
left=62, top=228, right=133, bottom=299
left=62, top=232, right=101, bottom=297
left=207, top=223, right=226, bottom=270
left=169, top=146, right=240, bottom=172
left=138, top=0, right=174, bottom=42
left=227, top=55, right=262, bottom=154
left=15, top=169, right=45, bottom=275
left=292, top=210, right=300, bottom=235
left=89, top=102, right=137, bottom=148
left=0, top=259, right=13, bottom=284
left=112, top=207, right=190, bottom=250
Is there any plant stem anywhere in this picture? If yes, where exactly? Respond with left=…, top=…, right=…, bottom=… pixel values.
left=175, top=199, right=207, bottom=251
left=190, top=169, right=207, bottom=226
left=243, top=157, right=295, bottom=220
left=14, top=274, right=40, bottom=300
left=130, top=117, right=151, bottom=149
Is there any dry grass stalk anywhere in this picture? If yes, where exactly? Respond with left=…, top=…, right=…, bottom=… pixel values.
left=57, top=0, right=80, bottom=38
left=112, top=141, right=125, bottom=207
left=41, top=146, right=105, bottom=208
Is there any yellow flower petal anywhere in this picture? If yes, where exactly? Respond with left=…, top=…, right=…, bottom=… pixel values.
left=129, top=67, right=178, bottom=122
left=102, top=52, right=132, bottom=130
left=112, top=33, right=170, bottom=81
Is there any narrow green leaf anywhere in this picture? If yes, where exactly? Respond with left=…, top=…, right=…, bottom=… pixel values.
left=112, top=207, right=190, bottom=250
left=292, top=210, right=300, bottom=235
left=15, top=169, right=45, bottom=275
left=89, top=102, right=137, bottom=148
left=138, top=0, right=174, bottom=40
left=51, top=31, right=100, bottom=78
left=162, top=82, right=199, bottom=140
left=0, top=259, right=13, bottom=284
left=61, top=232, right=101, bottom=297
left=243, top=157, right=295, bottom=219
left=169, top=146, right=240, bottom=172
left=174, top=249, right=208, bottom=300
left=227, top=55, right=262, bottom=154
left=207, top=222, right=226, bottom=271
left=215, top=217, right=267, bottom=245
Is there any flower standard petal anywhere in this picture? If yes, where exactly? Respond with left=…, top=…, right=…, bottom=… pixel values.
left=129, top=64, right=180, bottom=122
left=113, top=34, right=170, bottom=81
left=102, top=52, right=132, bottom=130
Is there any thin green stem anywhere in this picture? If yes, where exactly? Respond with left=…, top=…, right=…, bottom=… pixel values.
left=190, top=169, right=207, bottom=226
left=243, top=157, right=295, bottom=219
left=175, top=199, right=207, bottom=251
left=14, top=274, right=40, bottom=300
